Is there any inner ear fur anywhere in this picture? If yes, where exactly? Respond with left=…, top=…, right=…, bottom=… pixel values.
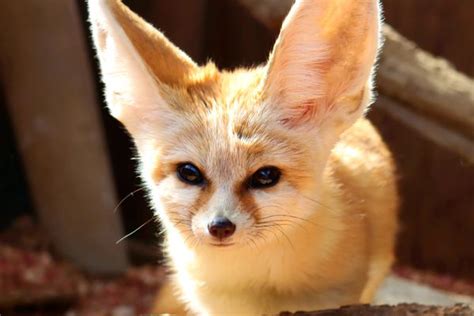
left=263, top=0, right=381, bottom=128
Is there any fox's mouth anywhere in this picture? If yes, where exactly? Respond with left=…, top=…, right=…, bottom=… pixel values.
left=209, top=242, right=235, bottom=248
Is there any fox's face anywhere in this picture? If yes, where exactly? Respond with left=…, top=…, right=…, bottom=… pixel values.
left=140, top=68, right=325, bottom=248
left=89, top=0, right=380, bottom=248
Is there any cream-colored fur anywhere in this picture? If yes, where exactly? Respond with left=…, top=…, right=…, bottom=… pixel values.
left=88, top=0, right=398, bottom=315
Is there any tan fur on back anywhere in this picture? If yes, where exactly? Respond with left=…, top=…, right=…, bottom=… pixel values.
left=88, top=0, right=398, bottom=314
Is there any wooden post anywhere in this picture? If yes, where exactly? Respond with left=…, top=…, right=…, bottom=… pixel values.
left=0, top=0, right=128, bottom=273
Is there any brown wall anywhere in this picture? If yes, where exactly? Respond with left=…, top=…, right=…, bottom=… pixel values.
left=382, top=0, right=474, bottom=77
left=369, top=106, right=474, bottom=280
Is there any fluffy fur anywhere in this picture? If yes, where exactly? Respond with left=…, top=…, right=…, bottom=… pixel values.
left=88, top=0, right=398, bottom=314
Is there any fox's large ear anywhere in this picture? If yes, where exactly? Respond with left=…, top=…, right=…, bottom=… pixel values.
left=263, top=0, right=381, bottom=132
left=87, top=0, right=198, bottom=133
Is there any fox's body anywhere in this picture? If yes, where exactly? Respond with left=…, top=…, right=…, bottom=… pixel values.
left=88, top=0, right=398, bottom=314
left=155, top=116, right=397, bottom=315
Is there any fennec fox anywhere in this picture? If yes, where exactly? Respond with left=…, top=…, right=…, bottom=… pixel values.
left=88, top=0, right=398, bottom=314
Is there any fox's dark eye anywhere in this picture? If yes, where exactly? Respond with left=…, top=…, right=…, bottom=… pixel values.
left=177, top=163, right=204, bottom=185
left=249, top=166, right=281, bottom=189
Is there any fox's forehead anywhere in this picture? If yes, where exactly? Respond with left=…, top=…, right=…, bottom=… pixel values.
left=149, top=66, right=313, bottom=185
left=160, top=108, right=301, bottom=179
left=152, top=114, right=306, bottom=187
left=161, top=65, right=266, bottom=112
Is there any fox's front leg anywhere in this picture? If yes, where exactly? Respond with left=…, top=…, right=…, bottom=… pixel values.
left=360, top=255, right=394, bottom=303
left=152, top=279, right=187, bottom=315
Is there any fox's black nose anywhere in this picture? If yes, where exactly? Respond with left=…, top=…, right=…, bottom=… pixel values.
left=208, top=217, right=236, bottom=240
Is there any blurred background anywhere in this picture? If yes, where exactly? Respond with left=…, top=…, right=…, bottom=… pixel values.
left=0, top=0, right=473, bottom=314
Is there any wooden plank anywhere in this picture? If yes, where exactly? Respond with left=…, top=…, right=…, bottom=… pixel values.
left=0, top=0, right=128, bottom=273
left=379, top=27, right=474, bottom=141
left=377, top=96, right=474, bottom=164
left=279, top=303, right=473, bottom=315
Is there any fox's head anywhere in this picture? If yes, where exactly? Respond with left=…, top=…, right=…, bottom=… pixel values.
left=89, top=0, right=381, bottom=250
